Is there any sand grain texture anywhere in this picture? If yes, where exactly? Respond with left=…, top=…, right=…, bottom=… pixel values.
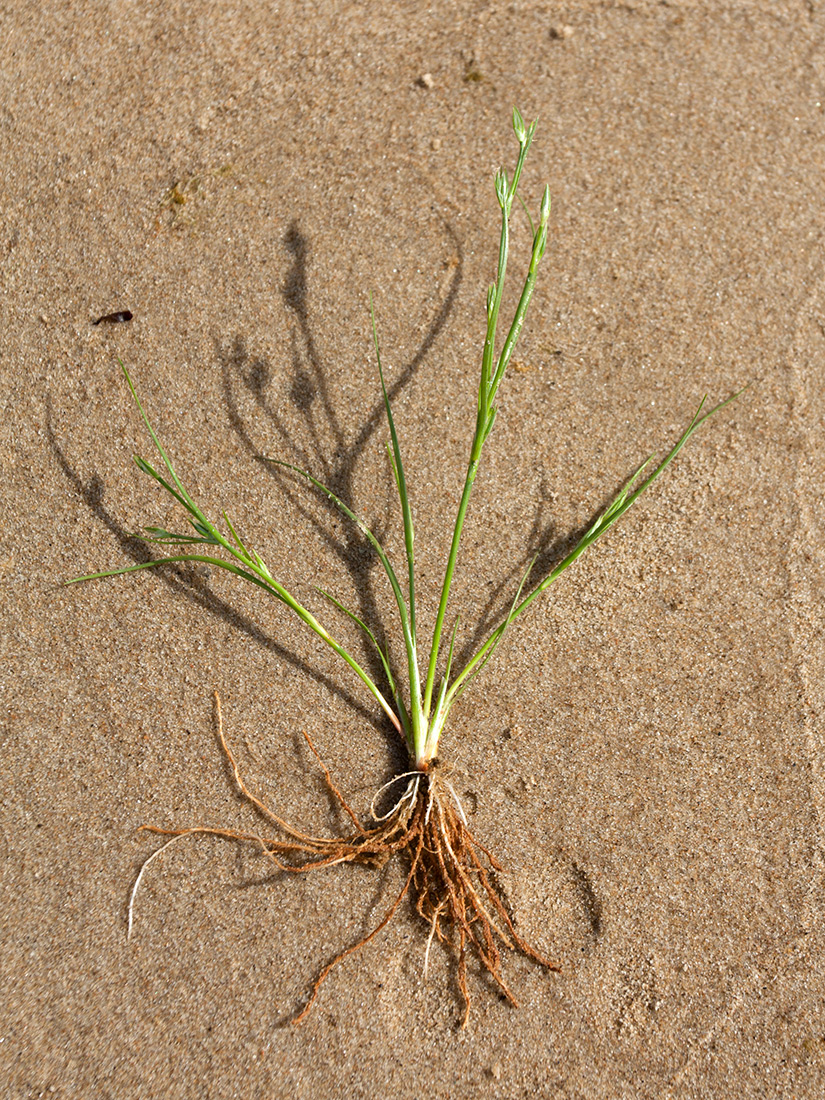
left=2, top=2, right=824, bottom=1097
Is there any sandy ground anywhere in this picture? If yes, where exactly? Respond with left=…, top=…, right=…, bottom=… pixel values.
left=2, top=1, right=825, bottom=1097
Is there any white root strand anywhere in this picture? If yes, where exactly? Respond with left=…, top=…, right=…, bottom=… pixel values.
left=443, top=779, right=468, bottom=826
left=370, top=772, right=420, bottom=822
left=127, top=832, right=195, bottom=940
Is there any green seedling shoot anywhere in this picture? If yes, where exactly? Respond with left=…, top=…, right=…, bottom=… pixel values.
left=70, top=108, right=743, bottom=1025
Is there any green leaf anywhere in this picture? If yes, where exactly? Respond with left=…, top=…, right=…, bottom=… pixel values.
left=446, top=387, right=747, bottom=706
left=370, top=297, right=417, bottom=640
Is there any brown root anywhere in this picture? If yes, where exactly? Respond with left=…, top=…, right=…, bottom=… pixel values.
left=129, top=693, right=561, bottom=1026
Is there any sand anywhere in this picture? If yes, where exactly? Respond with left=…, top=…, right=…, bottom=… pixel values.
left=2, top=2, right=824, bottom=1097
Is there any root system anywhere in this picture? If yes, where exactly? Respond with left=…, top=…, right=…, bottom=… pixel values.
left=130, top=694, right=560, bottom=1026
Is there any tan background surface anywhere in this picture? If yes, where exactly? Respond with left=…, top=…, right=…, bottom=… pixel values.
left=2, top=2, right=825, bottom=1097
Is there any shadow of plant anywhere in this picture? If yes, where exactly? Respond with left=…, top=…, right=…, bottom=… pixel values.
left=46, top=399, right=378, bottom=729
left=217, top=215, right=464, bottom=733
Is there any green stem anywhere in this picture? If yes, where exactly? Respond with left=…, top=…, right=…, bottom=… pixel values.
left=421, top=432, right=484, bottom=722
left=370, top=300, right=424, bottom=753
left=421, top=147, right=548, bottom=728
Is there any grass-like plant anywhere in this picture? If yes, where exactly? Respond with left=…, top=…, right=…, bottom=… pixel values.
left=70, top=109, right=742, bottom=1025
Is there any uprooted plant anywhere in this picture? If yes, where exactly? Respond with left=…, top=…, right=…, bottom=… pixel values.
left=70, top=109, right=742, bottom=1025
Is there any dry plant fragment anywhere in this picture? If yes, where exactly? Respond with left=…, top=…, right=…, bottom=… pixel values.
left=72, top=109, right=744, bottom=1023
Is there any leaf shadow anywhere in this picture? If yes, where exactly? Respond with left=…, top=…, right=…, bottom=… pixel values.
left=447, top=469, right=639, bottom=683
left=217, top=214, right=464, bottom=741
left=47, top=398, right=379, bottom=731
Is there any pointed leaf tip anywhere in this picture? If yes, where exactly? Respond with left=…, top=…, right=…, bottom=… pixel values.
left=540, top=185, right=551, bottom=225
left=486, top=284, right=496, bottom=316
left=495, top=168, right=508, bottom=208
